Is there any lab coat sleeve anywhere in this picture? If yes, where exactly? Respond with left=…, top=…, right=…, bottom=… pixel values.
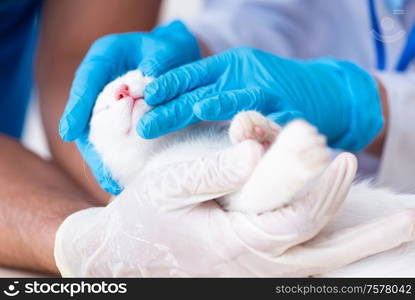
left=185, top=0, right=296, bottom=56
left=183, top=0, right=372, bottom=64
left=375, top=72, right=415, bottom=193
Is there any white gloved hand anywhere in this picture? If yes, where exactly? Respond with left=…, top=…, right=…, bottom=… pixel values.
left=54, top=141, right=408, bottom=277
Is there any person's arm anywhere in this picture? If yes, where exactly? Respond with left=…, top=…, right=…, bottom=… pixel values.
left=366, top=77, right=389, bottom=156
left=36, top=0, right=162, bottom=203
left=0, top=135, right=97, bottom=274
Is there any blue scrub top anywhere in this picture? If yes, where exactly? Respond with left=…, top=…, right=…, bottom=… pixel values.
left=0, top=0, right=41, bottom=139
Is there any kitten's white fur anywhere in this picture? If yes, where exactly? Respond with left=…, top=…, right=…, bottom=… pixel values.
left=89, top=70, right=415, bottom=277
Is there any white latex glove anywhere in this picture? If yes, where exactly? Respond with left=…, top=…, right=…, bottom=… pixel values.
left=54, top=141, right=409, bottom=277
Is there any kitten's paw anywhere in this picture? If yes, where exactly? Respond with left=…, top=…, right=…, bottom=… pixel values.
left=223, top=120, right=331, bottom=214
left=276, top=120, right=330, bottom=180
left=229, top=110, right=280, bottom=149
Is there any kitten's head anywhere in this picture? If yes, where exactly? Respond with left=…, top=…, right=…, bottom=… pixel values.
left=89, top=70, right=154, bottom=186
left=90, top=70, right=153, bottom=137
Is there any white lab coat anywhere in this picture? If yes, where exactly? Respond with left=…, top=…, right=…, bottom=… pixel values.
left=185, top=0, right=415, bottom=192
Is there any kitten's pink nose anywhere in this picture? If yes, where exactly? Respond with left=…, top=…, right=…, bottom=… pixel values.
left=116, top=84, right=130, bottom=101
left=115, top=84, right=143, bottom=102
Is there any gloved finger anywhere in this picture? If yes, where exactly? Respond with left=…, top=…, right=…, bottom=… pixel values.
left=141, top=140, right=265, bottom=210
left=263, top=209, right=415, bottom=277
left=228, top=152, right=357, bottom=256
left=193, top=88, right=278, bottom=121
left=267, top=110, right=305, bottom=126
left=138, top=53, right=177, bottom=78
left=137, top=85, right=215, bottom=139
left=76, top=135, right=122, bottom=195
left=138, top=21, right=201, bottom=77
left=144, top=54, right=224, bottom=106
left=60, top=59, right=113, bottom=141
left=138, top=37, right=182, bottom=78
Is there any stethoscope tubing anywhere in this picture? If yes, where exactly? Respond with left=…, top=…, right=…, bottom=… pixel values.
left=369, top=0, right=415, bottom=71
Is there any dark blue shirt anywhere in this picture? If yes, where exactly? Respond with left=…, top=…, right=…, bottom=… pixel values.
left=0, top=0, right=41, bottom=138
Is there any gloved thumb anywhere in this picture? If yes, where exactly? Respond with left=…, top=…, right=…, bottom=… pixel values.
left=138, top=20, right=201, bottom=78
left=138, top=54, right=174, bottom=78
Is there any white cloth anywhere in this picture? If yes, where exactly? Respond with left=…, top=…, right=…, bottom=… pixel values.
left=376, top=72, right=415, bottom=193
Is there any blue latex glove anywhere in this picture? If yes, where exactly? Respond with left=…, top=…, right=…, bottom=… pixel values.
left=59, top=20, right=201, bottom=194
left=141, top=47, right=383, bottom=151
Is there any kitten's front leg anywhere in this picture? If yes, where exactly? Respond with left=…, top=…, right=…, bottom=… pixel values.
left=224, top=111, right=330, bottom=213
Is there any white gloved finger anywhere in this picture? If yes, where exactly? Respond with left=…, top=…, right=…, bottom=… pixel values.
left=259, top=208, right=415, bottom=277
left=140, top=139, right=264, bottom=210
left=216, top=209, right=415, bottom=277
left=226, top=153, right=357, bottom=257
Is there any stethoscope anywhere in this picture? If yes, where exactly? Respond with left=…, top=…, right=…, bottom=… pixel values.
left=369, top=0, right=415, bottom=71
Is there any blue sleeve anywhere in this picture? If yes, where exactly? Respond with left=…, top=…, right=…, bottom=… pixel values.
left=0, top=0, right=42, bottom=139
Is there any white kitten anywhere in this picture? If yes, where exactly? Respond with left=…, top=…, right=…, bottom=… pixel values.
left=90, top=70, right=331, bottom=212
left=89, top=70, right=415, bottom=276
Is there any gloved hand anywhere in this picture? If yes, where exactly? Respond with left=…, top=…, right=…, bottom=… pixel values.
left=55, top=141, right=412, bottom=277
left=59, top=20, right=201, bottom=194
left=140, top=47, right=383, bottom=151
